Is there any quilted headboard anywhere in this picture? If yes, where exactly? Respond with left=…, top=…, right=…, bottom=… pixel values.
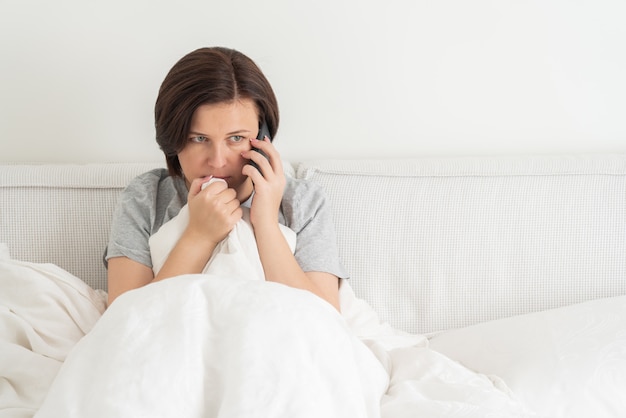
left=2, top=155, right=626, bottom=334
left=0, top=163, right=163, bottom=291
left=297, top=155, right=626, bottom=333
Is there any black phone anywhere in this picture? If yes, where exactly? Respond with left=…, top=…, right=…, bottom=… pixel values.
left=248, top=120, right=271, bottom=174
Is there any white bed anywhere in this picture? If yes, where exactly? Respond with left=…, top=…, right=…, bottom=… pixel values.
left=1, top=155, right=625, bottom=417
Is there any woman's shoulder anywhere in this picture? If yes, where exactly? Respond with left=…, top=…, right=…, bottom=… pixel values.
left=126, top=167, right=170, bottom=189
left=122, top=168, right=187, bottom=204
left=283, top=176, right=327, bottom=204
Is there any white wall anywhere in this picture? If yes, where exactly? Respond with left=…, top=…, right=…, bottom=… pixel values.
left=1, top=0, right=625, bottom=163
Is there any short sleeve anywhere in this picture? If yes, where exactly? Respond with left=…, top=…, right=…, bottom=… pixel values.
left=105, top=169, right=186, bottom=268
left=280, top=178, right=349, bottom=279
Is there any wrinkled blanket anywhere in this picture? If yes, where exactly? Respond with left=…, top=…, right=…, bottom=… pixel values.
left=1, top=196, right=539, bottom=417
left=0, top=244, right=106, bottom=418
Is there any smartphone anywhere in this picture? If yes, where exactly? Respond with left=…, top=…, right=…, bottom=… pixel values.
left=248, top=120, right=271, bottom=174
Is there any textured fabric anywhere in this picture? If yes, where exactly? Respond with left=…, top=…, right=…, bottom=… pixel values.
left=0, top=163, right=164, bottom=291
left=296, top=155, right=626, bottom=334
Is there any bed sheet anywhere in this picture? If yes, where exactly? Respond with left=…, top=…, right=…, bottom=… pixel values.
left=429, top=293, right=626, bottom=418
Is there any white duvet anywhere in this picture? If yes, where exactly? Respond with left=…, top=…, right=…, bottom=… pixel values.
left=0, top=196, right=538, bottom=417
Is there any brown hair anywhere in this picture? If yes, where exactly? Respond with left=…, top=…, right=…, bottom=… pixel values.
left=155, top=47, right=279, bottom=177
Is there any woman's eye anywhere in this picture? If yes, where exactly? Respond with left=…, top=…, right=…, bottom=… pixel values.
left=229, top=135, right=244, bottom=143
left=190, top=136, right=208, bottom=143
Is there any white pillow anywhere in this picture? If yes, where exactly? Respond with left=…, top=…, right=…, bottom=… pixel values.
left=428, top=295, right=626, bottom=418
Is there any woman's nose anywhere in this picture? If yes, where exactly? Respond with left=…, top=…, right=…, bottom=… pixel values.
left=207, top=143, right=228, bottom=167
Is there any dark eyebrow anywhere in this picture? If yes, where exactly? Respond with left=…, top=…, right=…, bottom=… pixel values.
left=226, top=129, right=253, bottom=136
left=188, top=129, right=252, bottom=137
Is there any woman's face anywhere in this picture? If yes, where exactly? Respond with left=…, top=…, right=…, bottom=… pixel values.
left=178, top=98, right=258, bottom=202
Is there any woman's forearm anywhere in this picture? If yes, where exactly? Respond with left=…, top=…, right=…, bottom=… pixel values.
left=154, top=228, right=218, bottom=282
left=254, top=223, right=340, bottom=310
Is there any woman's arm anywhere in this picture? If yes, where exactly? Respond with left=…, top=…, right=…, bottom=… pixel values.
left=107, top=228, right=218, bottom=306
left=107, top=256, right=154, bottom=306
left=253, top=221, right=341, bottom=311
left=244, top=138, right=341, bottom=311
left=107, top=178, right=242, bottom=305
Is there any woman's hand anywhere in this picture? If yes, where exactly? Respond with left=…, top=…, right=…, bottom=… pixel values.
left=186, top=177, right=243, bottom=246
left=152, top=177, right=243, bottom=284
left=242, top=137, right=286, bottom=227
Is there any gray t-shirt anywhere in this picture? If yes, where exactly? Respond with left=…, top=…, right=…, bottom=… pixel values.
left=105, top=168, right=348, bottom=279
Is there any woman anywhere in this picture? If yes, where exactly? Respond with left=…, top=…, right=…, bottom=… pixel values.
left=35, top=48, right=386, bottom=418
left=105, top=47, right=346, bottom=311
